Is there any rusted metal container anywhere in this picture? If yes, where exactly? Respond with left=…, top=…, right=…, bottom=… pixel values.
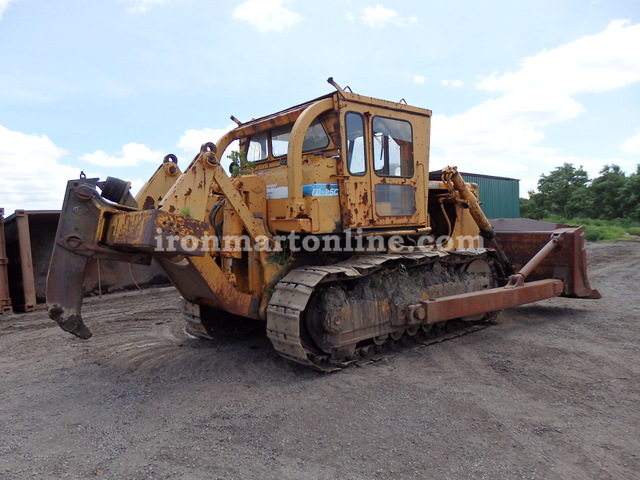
left=84, top=258, right=169, bottom=296
left=0, top=208, right=11, bottom=313
left=5, top=210, right=169, bottom=311
left=4, top=210, right=41, bottom=311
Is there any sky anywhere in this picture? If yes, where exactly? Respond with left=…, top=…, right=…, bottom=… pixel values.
left=1, top=0, right=639, bottom=214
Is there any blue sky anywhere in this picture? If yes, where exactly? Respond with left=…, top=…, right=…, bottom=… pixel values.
left=1, top=0, right=639, bottom=214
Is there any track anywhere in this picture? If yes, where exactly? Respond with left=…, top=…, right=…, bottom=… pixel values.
left=266, top=248, right=503, bottom=371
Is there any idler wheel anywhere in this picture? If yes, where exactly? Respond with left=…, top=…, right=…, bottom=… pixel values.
left=373, top=334, right=388, bottom=345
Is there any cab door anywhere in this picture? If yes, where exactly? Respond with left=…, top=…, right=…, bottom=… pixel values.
left=369, top=111, right=427, bottom=227
left=337, top=108, right=374, bottom=229
left=338, top=101, right=427, bottom=229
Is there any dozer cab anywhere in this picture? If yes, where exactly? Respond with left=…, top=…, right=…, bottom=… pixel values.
left=47, top=78, right=599, bottom=371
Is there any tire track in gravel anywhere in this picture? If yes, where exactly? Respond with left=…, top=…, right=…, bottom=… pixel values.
left=82, top=293, right=295, bottom=381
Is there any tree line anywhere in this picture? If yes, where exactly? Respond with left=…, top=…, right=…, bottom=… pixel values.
left=520, top=163, right=640, bottom=222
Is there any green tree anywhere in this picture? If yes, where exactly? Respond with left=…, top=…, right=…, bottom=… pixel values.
left=529, top=163, right=590, bottom=218
left=228, top=150, right=255, bottom=176
left=588, top=164, right=627, bottom=219
left=520, top=190, right=546, bottom=219
left=565, top=184, right=594, bottom=219
left=620, top=164, right=640, bottom=222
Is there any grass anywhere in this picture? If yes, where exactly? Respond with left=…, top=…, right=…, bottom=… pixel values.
left=178, top=207, right=192, bottom=218
left=542, top=216, right=640, bottom=242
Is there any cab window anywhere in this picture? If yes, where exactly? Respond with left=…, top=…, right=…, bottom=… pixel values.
left=373, top=116, right=414, bottom=177
left=271, top=126, right=290, bottom=157
left=271, top=119, right=330, bottom=158
left=247, top=132, right=268, bottom=162
left=303, top=119, right=330, bottom=151
left=345, top=112, right=366, bottom=176
left=375, top=184, right=416, bottom=216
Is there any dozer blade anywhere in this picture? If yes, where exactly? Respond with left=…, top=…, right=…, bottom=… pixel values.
left=492, top=218, right=601, bottom=299
left=46, top=243, right=92, bottom=339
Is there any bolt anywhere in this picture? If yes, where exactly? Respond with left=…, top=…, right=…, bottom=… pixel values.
left=202, top=151, right=218, bottom=166
left=409, top=304, right=426, bottom=322
left=76, top=186, right=94, bottom=200
left=65, top=234, right=83, bottom=249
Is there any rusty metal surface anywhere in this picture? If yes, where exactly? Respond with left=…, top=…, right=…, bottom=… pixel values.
left=84, top=259, right=169, bottom=296
left=2, top=208, right=167, bottom=314
left=267, top=249, right=492, bottom=370
left=105, top=209, right=209, bottom=255
left=4, top=210, right=38, bottom=311
left=420, top=279, right=564, bottom=324
left=494, top=224, right=600, bottom=298
left=47, top=173, right=264, bottom=338
left=47, top=173, right=265, bottom=337
left=135, top=154, right=182, bottom=210
left=158, top=253, right=260, bottom=319
left=490, top=218, right=568, bottom=231
left=17, top=211, right=59, bottom=305
left=336, top=96, right=429, bottom=230
left=0, top=208, right=11, bottom=313
left=41, top=83, right=600, bottom=371
left=47, top=243, right=92, bottom=338
left=266, top=268, right=328, bottom=367
left=46, top=178, right=172, bottom=335
left=267, top=241, right=592, bottom=369
left=441, top=166, right=494, bottom=235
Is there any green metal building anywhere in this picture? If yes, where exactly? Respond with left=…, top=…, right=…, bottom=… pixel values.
left=460, top=172, right=520, bottom=219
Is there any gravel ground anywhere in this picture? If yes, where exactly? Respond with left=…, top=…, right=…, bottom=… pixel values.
left=0, top=242, right=638, bottom=480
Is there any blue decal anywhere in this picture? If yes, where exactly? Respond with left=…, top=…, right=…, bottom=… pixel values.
left=302, top=183, right=339, bottom=197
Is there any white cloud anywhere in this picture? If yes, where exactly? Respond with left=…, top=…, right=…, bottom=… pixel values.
left=430, top=20, right=640, bottom=194
left=346, top=12, right=355, bottom=22
left=177, top=124, right=239, bottom=171
left=413, top=75, right=426, bottom=84
left=362, top=4, right=417, bottom=28
left=0, top=125, right=78, bottom=213
left=0, top=0, right=18, bottom=20
left=80, top=142, right=164, bottom=168
left=479, top=19, right=640, bottom=96
left=121, top=0, right=168, bottom=14
left=621, top=131, right=640, bottom=154
left=177, top=125, right=236, bottom=154
left=441, top=79, right=464, bottom=88
left=232, top=0, right=302, bottom=34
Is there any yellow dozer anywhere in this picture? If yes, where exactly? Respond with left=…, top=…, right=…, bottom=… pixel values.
left=46, top=79, right=599, bottom=371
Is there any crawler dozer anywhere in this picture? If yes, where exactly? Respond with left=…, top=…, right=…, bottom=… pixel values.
left=47, top=79, right=599, bottom=371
